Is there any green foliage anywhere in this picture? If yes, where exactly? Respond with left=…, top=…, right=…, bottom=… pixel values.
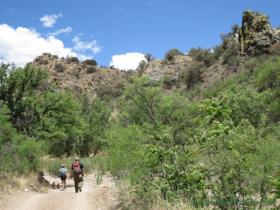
left=38, top=59, right=49, bottom=65
left=84, top=59, right=97, bottom=66
left=160, top=58, right=168, bottom=65
left=95, top=83, right=124, bottom=101
left=0, top=64, right=83, bottom=157
left=244, top=58, right=260, bottom=73
left=86, top=66, right=97, bottom=74
left=145, top=53, right=154, bottom=62
left=80, top=93, right=111, bottom=156
left=138, top=60, right=147, bottom=70
left=183, top=62, right=206, bottom=88
left=196, top=97, right=280, bottom=209
left=219, top=84, right=271, bottom=127
left=42, top=52, right=58, bottom=59
left=70, top=57, right=79, bottom=63
left=188, top=47, right=214, bottom=67
left=54, top=62, right=65, bottom=72
left=162, top=76, right=173, bottom=89
left=164, top=49, right=183, bottom=61
left=0, top=100, right=41, bottom=174
left=253, top=57, right=280, bottom=122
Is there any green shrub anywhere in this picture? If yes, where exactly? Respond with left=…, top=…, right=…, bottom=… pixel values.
left=86, top=66, right=97, bottom=74
left=164, top=49, right=183, bottom=61
left=161, top=58, right=168, bottom=65
left=183, top=62, right=206, bottom=88
left=145, top=53, right=154, bottom=62
left=163, top=76, right=173, bottom=89
left=54, top=63, right=65, bottom=72
left=39, top=59, right=49, bottom=65
left=188, top=47, right=215, bottom=67
left=84, top=59, right=97, bottom=66
left=70, top=57, right=79, bottom=63
left=138, top=60, right=147, bottom=70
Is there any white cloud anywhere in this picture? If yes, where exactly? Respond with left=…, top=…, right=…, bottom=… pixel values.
left=110, top=52, right=146, bottom=71
left=40, top=13, right=62, bottom=27
left=48, top=27, right=73, bottom=36
left=77, top=53, right=94, bottom=61
left=0, top=24, right=77, bottom=67
left=72, top=35, right=101, bottom=54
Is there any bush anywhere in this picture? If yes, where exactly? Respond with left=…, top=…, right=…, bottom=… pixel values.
left=42, top=52, right=51, bottom=57
left=96, top=83, right=124, bottom=101
left=86, top=66, right=97, bottom=74
left=39, top=59, right=49, bottom=65
left=145, top=53, right=154, bottom=62
left=183, top=62, right=206, bottom=88
left=163, top=76, right=173, bottom=89
left=161, top=58, right=168, bottom=65
left=42, top=53, right=58, bottom=59
left=164, top=49, right=183, bottom=61
left=70, top=57, right=79, bottom=63
left=54, top=63, right=65, bottom=72
left=84, top=59, right=97, bottom=66
left=138, top=60, right=147, bottom=70
left=188, top=47, right=214, bottom=67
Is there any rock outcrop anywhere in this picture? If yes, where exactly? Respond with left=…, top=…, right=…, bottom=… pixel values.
left=239, top=10, right=280, bottom=55
left=135, top=55, right=192, bottom=82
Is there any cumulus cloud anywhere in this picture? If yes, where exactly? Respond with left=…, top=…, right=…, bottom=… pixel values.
left=110, top=52, right=146, bottom=71
left=40, top=13, right=62, bottom=27
left=0, top=24, right=77, bottom=67
left=72, top=35, right=101, bottom=54
left=48, top=27, right=73, bottom=36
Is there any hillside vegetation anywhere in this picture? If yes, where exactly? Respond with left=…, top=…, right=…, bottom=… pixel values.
left=1, top=10, right=280, bottom=209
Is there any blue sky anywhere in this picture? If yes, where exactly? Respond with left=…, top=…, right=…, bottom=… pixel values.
left=0, top=0, right=280, bottom=70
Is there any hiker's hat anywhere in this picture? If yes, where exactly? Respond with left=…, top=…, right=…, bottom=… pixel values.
left=62, top=164, right=65, bottom=167
left=75, top=157, right=79, bottom=161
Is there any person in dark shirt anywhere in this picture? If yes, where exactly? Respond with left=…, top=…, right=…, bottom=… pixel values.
left=70, top=157, right=84, bottom=193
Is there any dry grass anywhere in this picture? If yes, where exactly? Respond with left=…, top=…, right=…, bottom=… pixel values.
left=0, top=171, right=41, bottom=194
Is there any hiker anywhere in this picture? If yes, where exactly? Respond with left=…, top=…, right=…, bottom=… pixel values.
left=59, top=164, right=68, bottom=189
left=70, top=157, right=84, bottom=193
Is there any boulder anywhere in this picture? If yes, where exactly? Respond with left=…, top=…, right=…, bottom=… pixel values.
left=239, top=10, right=280, bottom=54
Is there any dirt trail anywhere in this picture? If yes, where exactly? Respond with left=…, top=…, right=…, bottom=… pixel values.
left=2, top=172, right=120, bottom=210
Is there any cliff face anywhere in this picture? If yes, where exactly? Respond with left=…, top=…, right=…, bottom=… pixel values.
left=239, top=10, right=280, bottom=55
left=135, top=55, right=192, bottom=82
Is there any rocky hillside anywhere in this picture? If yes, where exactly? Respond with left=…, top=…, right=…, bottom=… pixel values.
left=29, top=55, right=131, bottom=99
left=29, top=10, right=279, bottom=99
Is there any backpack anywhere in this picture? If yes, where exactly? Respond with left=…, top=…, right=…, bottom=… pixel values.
left=61, top=168, right=66, bottom=175
left=73, top=162, right=81, bottom=175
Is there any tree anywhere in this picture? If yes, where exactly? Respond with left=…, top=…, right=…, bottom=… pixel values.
left=0, top=64, right=48, bottom=133
left=145, top=53, right=154, bottom=62
left=0, top=100, right=40, bottom=174
left=120, top=76, right=163, bottom=126
left=138, top=60, right=147, bottom=70
left=183, top=62, right=206, bottom=88
left=79, top=93, right=111, bottom=157
left=0, top=64, right=83, bottom=157
left=188, top=47, right=214, bottom=67
left=219, top=84, right=271, bottom=128
left=84, top=59, right=98, bottom=66
left=164, top=49, right=184, bottom=61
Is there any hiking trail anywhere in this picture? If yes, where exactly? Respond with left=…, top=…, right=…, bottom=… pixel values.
left=1, top=172, right=120, bottom=210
